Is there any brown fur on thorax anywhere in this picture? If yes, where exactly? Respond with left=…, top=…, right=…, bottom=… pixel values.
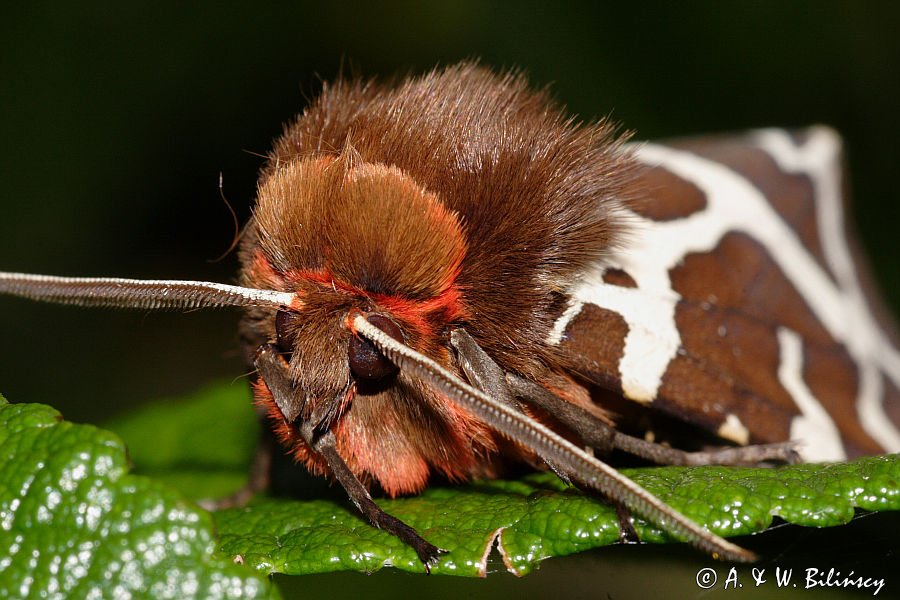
left=239, top=62, right=635, bottom=495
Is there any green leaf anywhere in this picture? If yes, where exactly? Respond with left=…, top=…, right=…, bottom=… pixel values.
left=211, top=457, right=899, bottom=577
left=106, top=382, right=900, bottom=578
left=104, top=383, right=260, bottom=500
left=0, top=395, right=277, bottom=599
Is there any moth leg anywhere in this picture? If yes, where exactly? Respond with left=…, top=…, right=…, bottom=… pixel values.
left=255, top=344, right=303, bottom=423
left=255, top=343, right=446, bottom=572
left=445, top=325, right=642, bottom=539
left=450, top=329, right=571, bottom=483
left=451, top=328, right=795, bottom=466
left=614, top=503, right=640, bottom=544
left=449, top=329, right=520, bottom=410
left=506, top=374, right=800, bottom=466
left=310, top=428, right=446, bottom=572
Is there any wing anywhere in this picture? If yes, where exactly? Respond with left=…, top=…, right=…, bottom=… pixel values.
left=550, top=127, right=900, bottom=461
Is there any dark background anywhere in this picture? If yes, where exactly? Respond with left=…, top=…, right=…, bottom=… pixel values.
left=0, top=3, right=897, bottom=598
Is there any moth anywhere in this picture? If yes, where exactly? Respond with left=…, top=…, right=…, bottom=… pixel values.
left=2, top=63, right=899, bottom=570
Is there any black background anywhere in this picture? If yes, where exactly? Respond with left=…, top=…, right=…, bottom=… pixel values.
left=0, top=3, right=897, bottom=598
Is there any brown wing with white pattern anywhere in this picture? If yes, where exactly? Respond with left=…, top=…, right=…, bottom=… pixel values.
left=552, top=127, right=900, bottom=460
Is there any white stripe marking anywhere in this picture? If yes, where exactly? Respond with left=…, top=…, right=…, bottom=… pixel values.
left=553, top=269, right=680, bottom=403
left=753, top=128, right=900, bottom=454
left=779, top=327, right=847, bottom=461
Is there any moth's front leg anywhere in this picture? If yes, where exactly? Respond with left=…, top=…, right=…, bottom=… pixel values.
left=451, top=328, right=798, bottom=467
left=450, top=329, right=573, bottom=483
left=255, top=344, right=446, bottom=572
left=311, top=429, right=447, bottom=572
left=451, top=328, right=641, bottom=542
left=506, top=374, right=800, bottom=465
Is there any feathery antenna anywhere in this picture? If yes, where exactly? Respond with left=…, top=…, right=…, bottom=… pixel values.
left=0, top=272, right=297, bottom=311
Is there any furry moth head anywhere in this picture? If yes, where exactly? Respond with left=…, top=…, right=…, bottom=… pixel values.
left=237, top=64, right=635, bottom=494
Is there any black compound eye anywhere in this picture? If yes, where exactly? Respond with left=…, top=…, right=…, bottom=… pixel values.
left=275, top=309, right=300, bottom=355
left=349, top=313, right=403, bottom=380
